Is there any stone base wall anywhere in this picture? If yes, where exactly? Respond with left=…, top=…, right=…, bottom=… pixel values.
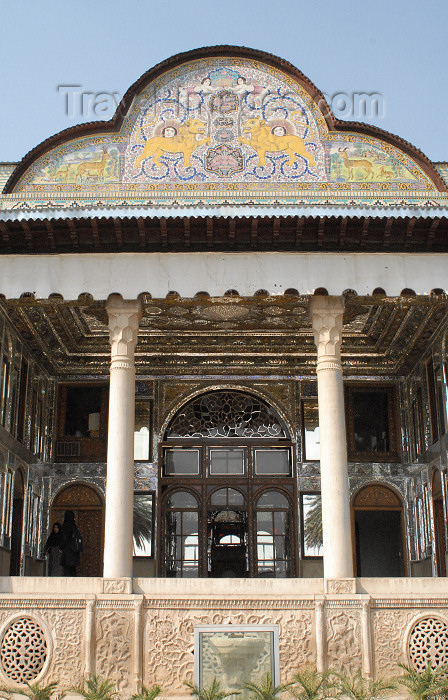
left=0, top=578, right=446, bottom=696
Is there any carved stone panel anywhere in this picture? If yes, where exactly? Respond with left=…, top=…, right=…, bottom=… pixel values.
left=143, top=605, right=313, bottom=692
left=372, top=609, right=416, bottom=675
left=353, top=485, right=401, bottom=508
left=326, top=608, right=362, bottom=676
left=96, top=609, right=133, bottom=694
left=44, top=609, right=84, bottom=687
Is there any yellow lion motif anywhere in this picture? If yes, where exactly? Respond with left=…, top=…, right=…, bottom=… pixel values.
left=135, top=118, right=210, bottom=169
left=239, top=118, right=315, bottom=168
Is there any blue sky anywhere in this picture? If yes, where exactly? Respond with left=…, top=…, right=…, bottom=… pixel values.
left=1, top=0, right=447, bottom=163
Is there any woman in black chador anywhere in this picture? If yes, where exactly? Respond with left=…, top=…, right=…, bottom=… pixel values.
left=60, top=510, right=83, bottom=576
left=44, top=522, right=63, bottom=576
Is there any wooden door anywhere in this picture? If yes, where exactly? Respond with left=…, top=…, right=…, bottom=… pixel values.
left=51, top=484, right=104, bottom=576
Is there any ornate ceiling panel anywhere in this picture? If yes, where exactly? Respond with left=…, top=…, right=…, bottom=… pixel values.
left=2, top=293, right=447, bottom=378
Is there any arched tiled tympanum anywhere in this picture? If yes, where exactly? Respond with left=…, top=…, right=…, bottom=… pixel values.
left=352, top=483, right=406, bottom=577
left=50, top=483, right=104, bottom=576
left=159, top=390, right=296, bottom=578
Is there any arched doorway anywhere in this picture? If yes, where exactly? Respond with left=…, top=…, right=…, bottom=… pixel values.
left=353, top=484, right=406, bottom=577
left=9, top=469, right=24, bottom=576
left=432, top=470, right=447, bottom=577
left=51, top=483, right=104, bottom=576
left=160, top=390, right=296, bottom=577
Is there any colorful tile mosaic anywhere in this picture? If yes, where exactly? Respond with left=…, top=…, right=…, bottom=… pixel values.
left=5, top=57, right=442, bottom=208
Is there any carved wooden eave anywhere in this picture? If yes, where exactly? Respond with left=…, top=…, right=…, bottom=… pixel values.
left=0, top=212, right=447, bottom=253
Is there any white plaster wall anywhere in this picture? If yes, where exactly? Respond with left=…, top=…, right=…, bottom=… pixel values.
left=1, top=576, right=448, bottom=596
left=0, top=252, right=446, bottom=299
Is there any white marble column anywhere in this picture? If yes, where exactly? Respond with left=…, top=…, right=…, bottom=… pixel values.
left=310, top=295, right=353, bottom=579
left=103, top=295, right=142, bottom=579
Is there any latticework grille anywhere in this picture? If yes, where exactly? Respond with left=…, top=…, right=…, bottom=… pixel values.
left=166, top=391, right=286, bottom=438
left=408, top=616, right=448, bottom=671
left=0, top=617, right=48, bottom=683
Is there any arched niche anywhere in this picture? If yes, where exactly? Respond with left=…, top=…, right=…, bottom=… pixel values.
left=160, top=389, right=296, bottom=578
left=50, top=483, right=104, bottom=577
left=352, top=483, right=406, bottom=577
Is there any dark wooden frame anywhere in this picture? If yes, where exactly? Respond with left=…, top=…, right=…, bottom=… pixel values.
left=301, top=398, right=320, bottom=462
left=351, top=483, right=408, bottom=576
left=158, top=439, right=298, bottom=577
left=300, top=491, right=323, bottom=560
left=134, top=398, right=153, bottom=462
left=345, top=383, right=400, bottom=462
left=55, top=383, right=109, bottom=462
left=411, top=386, right=425, bottom=461
left=426, top=358, right=439, bottom=444
left=133, top=490, right=155, bottom=559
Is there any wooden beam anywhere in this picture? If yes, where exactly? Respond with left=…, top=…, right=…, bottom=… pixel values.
left=426, top=217, right=440, bottom=251
left=21, top=221, right=33, bottom=250
left=339, top=216, right=348, bottom=248
left=295, top=216, right=305, bottom=248
left=0, top=222, right=10, bottom=250
left=44, top=220, right=57, bottom=252
left=137, top=217, right=146, bottom=249
left=251, top=218, right=258, bottom=248
left=317, top=216, right=325, bottom=247
left=66, top=219, right=79, bottom=248
left=160, top=218, right=168, bottom=248
left=360, top=217, right=370, bottom=249
left=229, top=219, right=236, bottom=248
left=183, top=217, right=191, bottom=248
left=405, top=217, right=416, bottom=250
left=113, top=219, right=123, bottom=247
left=90, top=219, right=100, bottom=251
left=206, top=217, right=213, bottom=248
left=273, top=218, right=280, bottom=245
left=383, top=218, right=393, bottom=249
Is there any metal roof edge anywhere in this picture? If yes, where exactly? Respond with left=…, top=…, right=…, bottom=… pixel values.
left=1, top=204, right=448, bottom=223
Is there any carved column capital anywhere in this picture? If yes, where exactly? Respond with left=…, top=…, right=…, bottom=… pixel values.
left=106, top=295, right=142, bottom=368
left=309, top=296, right=344, bottom=367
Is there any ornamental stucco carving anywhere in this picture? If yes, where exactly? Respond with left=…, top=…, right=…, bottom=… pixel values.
left=45, top=609, right=83, bottom=686
left=96, top=610, right=133, bottom=694
left=325, top=579, right=356, bottom=594
left=278, top=611, right=314, bottom=673
left=372, top=609, right=416, bottom=675
left=103, top=579, right=132, bottom=594
left=326, top=610, right=361, bottom=676
left=106, top=296, right=141, bottom=362
left=310, top=297, right=344, bottom=359
left=143, top=607, right=313, bottom=691
left=0, top=597, right=447, bottom=693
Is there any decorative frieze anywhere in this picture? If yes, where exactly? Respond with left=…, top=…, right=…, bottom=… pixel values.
left=0, top=592, right=444, bottom=693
